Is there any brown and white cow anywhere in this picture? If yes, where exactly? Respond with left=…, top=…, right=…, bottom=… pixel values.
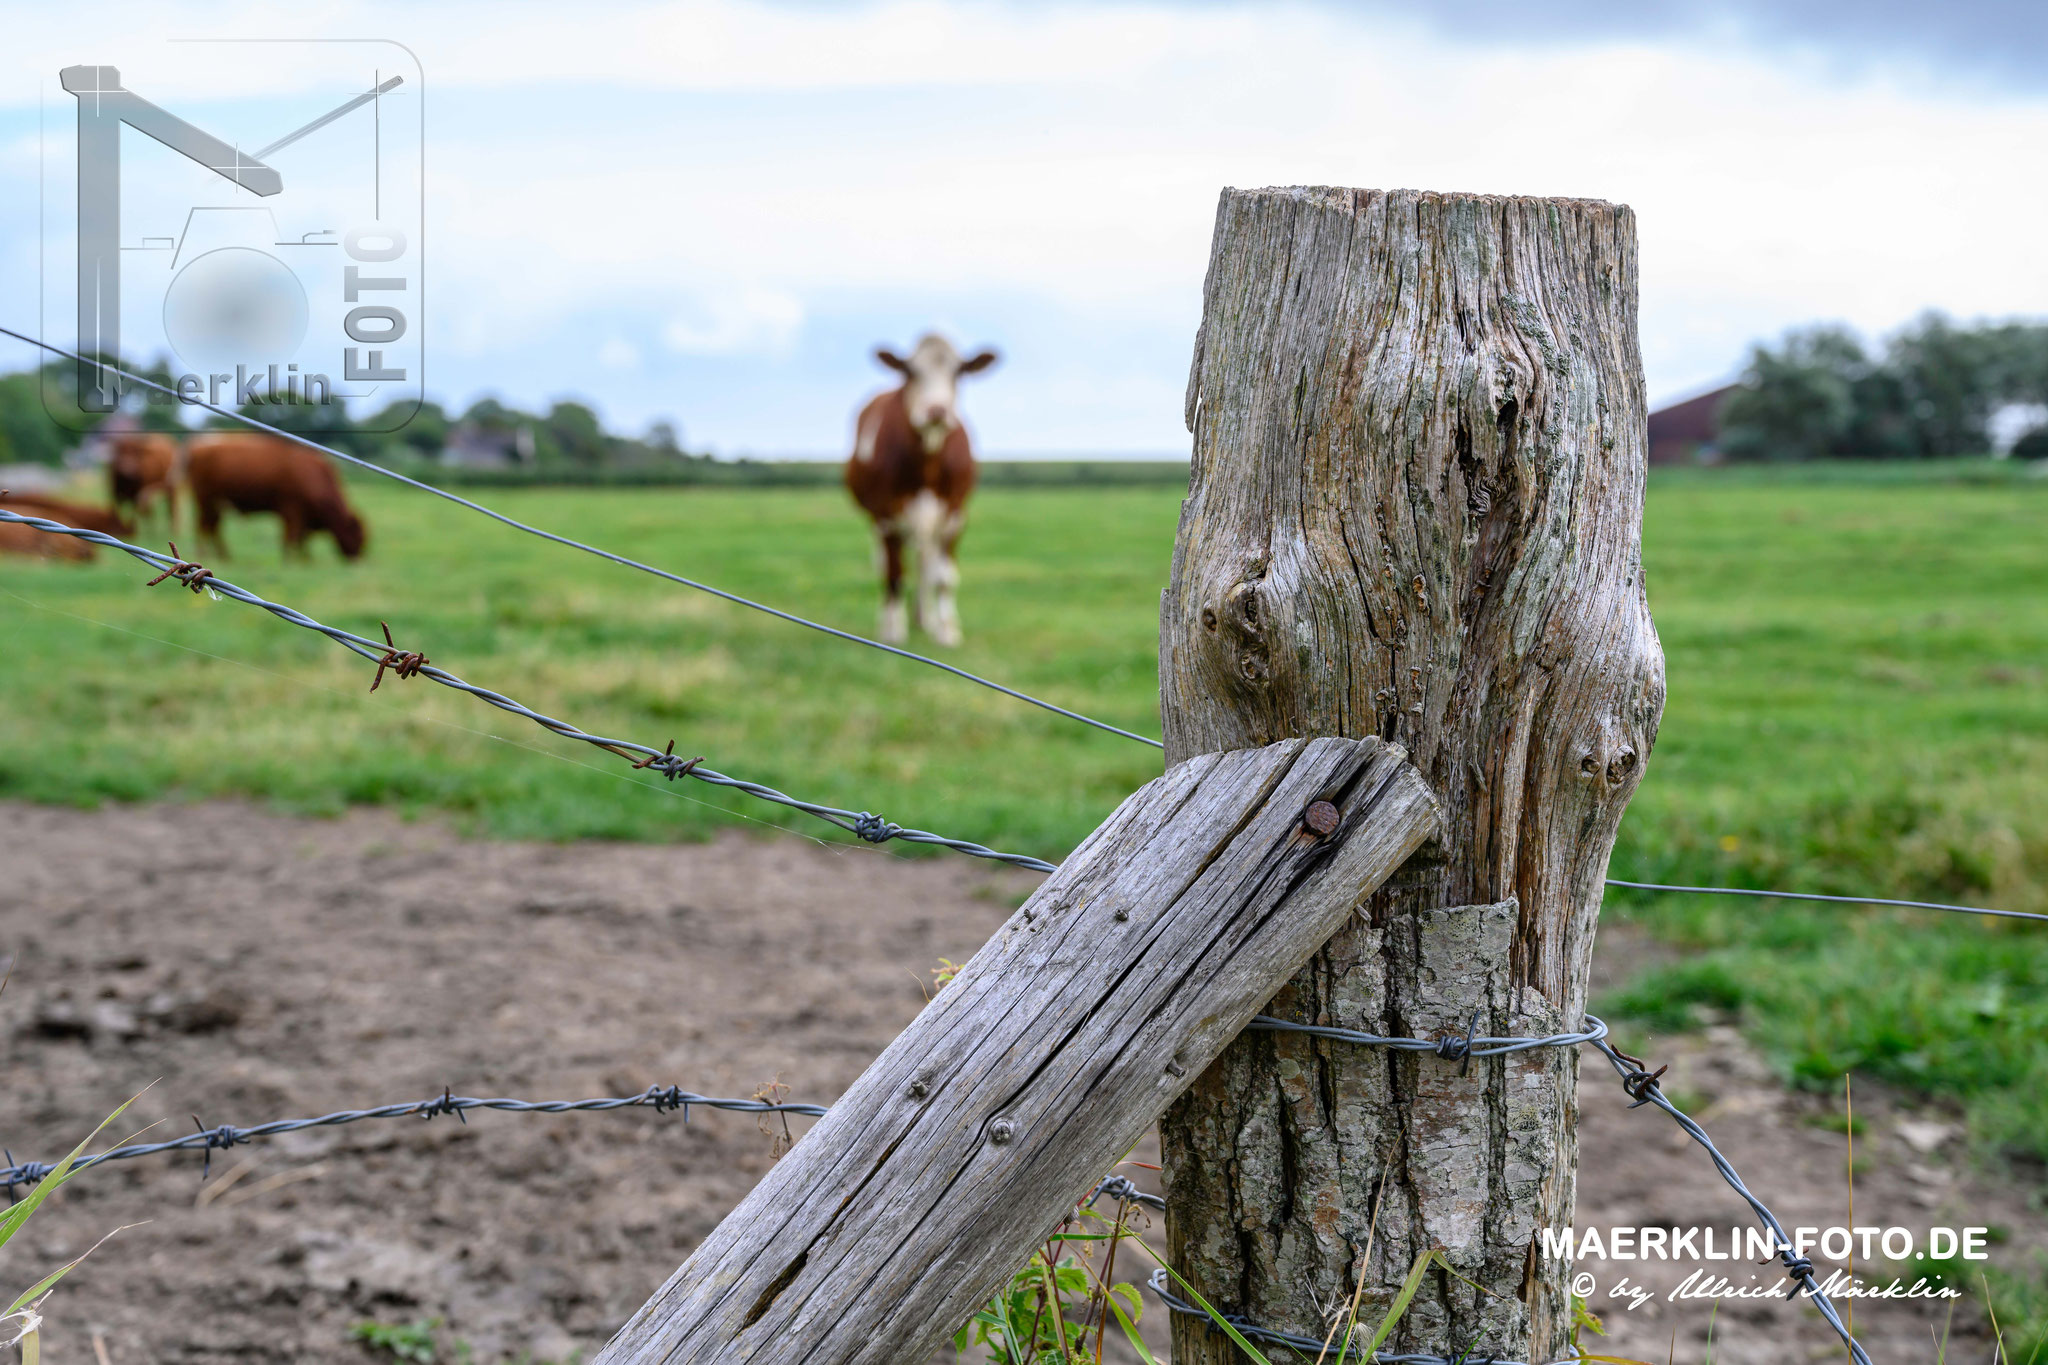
left=844, top=334, right=997, bottom=646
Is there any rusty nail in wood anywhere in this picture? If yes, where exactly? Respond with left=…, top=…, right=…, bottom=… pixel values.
left=1302, top=800, right=1340, bottom=837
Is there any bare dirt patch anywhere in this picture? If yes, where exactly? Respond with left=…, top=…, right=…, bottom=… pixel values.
left=1, top=802, right=2028, bottom=1362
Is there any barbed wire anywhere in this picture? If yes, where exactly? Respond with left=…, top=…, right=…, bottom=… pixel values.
left=1584, top=1033, right=1870, bottom=1365
left=0, top=328, right=1163, bottom=750
left=0, top=1016, right=1613, bottom=1197
left=1246, top=1014, right=1609, bottom=1072
left=0, top=507, right=1057, bottom=874
left=1152, top=1012, right=1872, bottom=1365
left=1605, top=877, right=2048, bottom=925
left=1143, top=1272, right=1582, bottom=1365
left=0, top=1014, right=1871, bottom=1362
left=12, top=500, right=2038, bottom=925
left=1, top=1085, right=828, bottom=1196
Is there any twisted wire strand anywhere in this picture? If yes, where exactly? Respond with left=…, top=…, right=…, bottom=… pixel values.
left=0, top=508, right=1057, bottom=873
left=1246, top=1014, right=1608, bottom=1059
left=1605, top=877, right=2047, bottom=925
left=0, top=328, right=1163, bottom=749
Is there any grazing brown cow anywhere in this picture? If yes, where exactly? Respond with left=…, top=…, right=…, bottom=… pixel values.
left=0, top=492, right=131, bottom=537
left=844, top=334, right=997, bottom=646
left=107, top=432, right=182, bottom=527
left=186, top=432, right=367, bottom=561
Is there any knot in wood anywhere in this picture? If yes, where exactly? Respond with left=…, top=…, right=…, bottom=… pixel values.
left=988, top=1118, right=1016, bottom=1145
left=1301, top=800, right=1340, bottom=837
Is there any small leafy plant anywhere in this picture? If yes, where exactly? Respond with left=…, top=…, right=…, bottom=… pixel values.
left=953, top=1183, right=1154, bottom=1364
left=351, top=1318, right=446, bottom=1363
left=349, top=1317, right=581, bottom=1365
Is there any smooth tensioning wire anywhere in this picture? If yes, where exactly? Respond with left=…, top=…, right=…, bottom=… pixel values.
left=1605, top=877, right=2048, bottom=925
left=0, top=328, right=1163, bottom=750
left=0, top=508, right=1056, bottom=874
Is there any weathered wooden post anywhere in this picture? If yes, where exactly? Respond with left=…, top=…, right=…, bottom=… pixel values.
left=593, top=736, right=1440, bottom=1364
left=1158, top=187, right=1665, bottom=1360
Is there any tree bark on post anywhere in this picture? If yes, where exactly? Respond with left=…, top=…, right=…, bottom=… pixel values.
left=1158, top=187, right=1665, bottom=1361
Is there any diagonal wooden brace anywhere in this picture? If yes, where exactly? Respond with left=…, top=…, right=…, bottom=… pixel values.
left=595, top=735, right=1440, bottom=1365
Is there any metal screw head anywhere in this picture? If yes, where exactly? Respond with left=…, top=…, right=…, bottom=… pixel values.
left=989, top=1118, right=1016, bottom=1145
left=1303, top=800, right=1341, bottom=837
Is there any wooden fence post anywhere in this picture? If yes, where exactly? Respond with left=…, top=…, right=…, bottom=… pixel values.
left=592, top=736, right=1439, bottom=1364
left=1158, top=187, right=1665, bottom=1360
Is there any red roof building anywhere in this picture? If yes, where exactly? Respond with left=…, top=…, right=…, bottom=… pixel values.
left=1647, top=384, right=1737, bottom=465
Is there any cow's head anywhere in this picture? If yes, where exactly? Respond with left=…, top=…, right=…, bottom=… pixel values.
left=108, top=433, right=170, bottom=480
left=332, top=507, right=368, bottom=560
left=876, top=334, right=998, bottom=454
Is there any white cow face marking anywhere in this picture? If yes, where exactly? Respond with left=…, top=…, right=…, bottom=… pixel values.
left=876, top=333, right=998, bottom=455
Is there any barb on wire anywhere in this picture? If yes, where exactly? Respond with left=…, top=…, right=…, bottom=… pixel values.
left=1086, top=1174, right=1165, bottom=1212
left=369, top=621, right=429, bottom=692
left=632, top=740, right=702, bottom=781
left=1583, top=1031, right=1870, bottom=1364
left=142, top=541, right=214, bottom=593
left=1606, top=877, right=2046, bottom=925
left=0, top=509, right=1057, bottom=874
left=0, top=328, right=1163, bottom=750
left=1, top=1085, right=831, bottom=1196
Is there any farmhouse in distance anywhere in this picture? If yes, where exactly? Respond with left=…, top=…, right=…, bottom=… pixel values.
left=1647, top=384, right=1736, bottom=465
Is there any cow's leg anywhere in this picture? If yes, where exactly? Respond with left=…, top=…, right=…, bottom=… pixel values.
left=196, top=495, right=227, bottom=560
left=927, top=510, right=965, bottom=647
left=905, top=491, right=956, bottom=645
left=877, top=526, right=909, bottom=644
left=280, top=504, right=308, bottom=561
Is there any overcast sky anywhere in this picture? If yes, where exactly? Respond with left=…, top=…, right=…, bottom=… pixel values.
left=1, top=0, right=2043, bottom=455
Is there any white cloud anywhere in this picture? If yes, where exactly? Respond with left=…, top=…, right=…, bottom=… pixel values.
left=597, top=337, right=640, bottom=368
left=661, top=287, right=805, bottom=356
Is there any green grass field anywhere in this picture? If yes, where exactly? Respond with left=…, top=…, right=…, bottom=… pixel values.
left=3, top=462, right=2046, bottom=1175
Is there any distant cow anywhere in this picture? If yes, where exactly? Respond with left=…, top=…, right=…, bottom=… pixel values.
left=107, top=432, right=181, bottom=527
left=0, top=492, right=131, bottom=537
left=186, top=433, right=367, bottom=561
left=844, top=334, right=997, bottom=646
left=0, top=505, right=96, bottom=562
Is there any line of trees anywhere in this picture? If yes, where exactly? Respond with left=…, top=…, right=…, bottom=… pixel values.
left=1718, top=314, right=2048, bottom=461
left=0, top=356, right=700, bottom=474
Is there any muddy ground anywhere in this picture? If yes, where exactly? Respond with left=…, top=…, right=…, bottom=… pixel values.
left=1, top=801, right=2030, bottom=1363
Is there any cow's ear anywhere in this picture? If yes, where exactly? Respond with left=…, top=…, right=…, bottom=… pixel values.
left=875, top=348, right=911, bottom=374
left=958, top=349, right=999, bottom=375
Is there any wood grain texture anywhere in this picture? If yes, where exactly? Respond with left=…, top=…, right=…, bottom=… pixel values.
left=592, top=736, right=1439, bottom=1365
left=1159, top=186, right=1665, bottom=1361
